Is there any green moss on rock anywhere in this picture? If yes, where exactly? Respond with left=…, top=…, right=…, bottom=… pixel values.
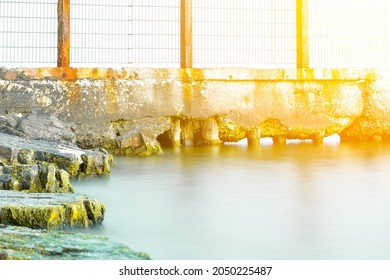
left=0, top=133, right=113, bottom=178
left=0, top=224, right=151, bottom=260
left=216, top=116, right=247, bottom=143
left=1, top=164, right=74, bottom=193
left=0, top=190, right=105, bottom=229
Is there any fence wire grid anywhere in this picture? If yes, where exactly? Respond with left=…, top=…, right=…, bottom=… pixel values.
left=0, top=0, right=57, bottom=66
left=131, top=0, right=180, bottom=67
left=193, top=0, right=296, bottom=67
left=71, top=0, right=132, bottom=67
left=1, top=0, right=390, bottom=68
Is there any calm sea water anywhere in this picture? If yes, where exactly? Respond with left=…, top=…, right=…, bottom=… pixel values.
left=72, top=137, right=390, bottom=259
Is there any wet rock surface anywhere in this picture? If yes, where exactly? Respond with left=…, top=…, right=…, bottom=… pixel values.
left=0, top=107, right=151, bottom=259
left=108, top=117, right=170, bottom=155
left=0, top=164, right=73, bottom=193
left=0, top=133, right=111, bottom=177
left=0, top=224, right=150, bottom=260
left=216, top=116, right=247, bottom=143
left=0, top=190, right=105, bottom=229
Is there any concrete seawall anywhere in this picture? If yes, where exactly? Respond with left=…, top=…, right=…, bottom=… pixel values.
left=1, top=67, right=390, bottom=150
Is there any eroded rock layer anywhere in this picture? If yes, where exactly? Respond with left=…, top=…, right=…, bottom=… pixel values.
left=0, top=224, right=150, bottom=260
left=0, top=133, right=111, bottom=177
left=0, top=164, right=73, bottom=193
left=0, top=190, right=105, bottom=229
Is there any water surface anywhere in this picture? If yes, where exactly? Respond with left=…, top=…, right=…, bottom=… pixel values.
left=73, top=139, right=390, bottom=259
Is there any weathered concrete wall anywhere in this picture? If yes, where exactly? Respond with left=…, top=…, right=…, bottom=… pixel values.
left=0, top=67, right=389, bottom=146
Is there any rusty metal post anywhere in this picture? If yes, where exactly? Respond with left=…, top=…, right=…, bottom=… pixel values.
left=296, top=0, right=309, bottom=68
left=180, top=0, right=192, bottom=68
left=57, top=0, right=70, bottom=68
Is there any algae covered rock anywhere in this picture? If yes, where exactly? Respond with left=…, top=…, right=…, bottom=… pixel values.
left=0, top=133, right=111, bottom=177
left=109, top=117, right=168, bottom=156
left=0, top=164, right=73, bottom=193
left=114, top=129, right=163, bottom=156
left=0, top=190, right=105, bottom=229
left=216, top=116, right=247, bottom=143
left=0, top=224, right=150, bottom=260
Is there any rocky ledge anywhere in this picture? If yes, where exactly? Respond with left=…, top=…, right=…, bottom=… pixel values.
left=0, top=110, right=150, bottom=259
left=0, top=224, right=150, bottom=260
left=0, top=164, right=73, bottom=193
left=0, top=133, right=112, bottom=178
left=0, top=190, right=105, bottom=229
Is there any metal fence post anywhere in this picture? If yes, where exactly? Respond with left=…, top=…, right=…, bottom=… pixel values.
left=296, top=0, right=309, bottom=68
left=180, top=0, right=193, bottom=68
left=57, top=0, right=70, bottom=67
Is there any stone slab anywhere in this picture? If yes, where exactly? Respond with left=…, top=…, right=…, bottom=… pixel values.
left=0, top=164, right=73, bottom=193
left=0, top=133, right=111, bottom=177
left=0, top=224, right=150, bottom=260
left=0, top=190, right=105, bottom=229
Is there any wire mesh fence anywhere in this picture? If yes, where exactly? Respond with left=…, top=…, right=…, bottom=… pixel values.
left=193, top=0, right=296, bottom=67
left=1, top=0, right=390, bottom=68
left=132, top=0, right=180, bottom=67
left=0, top=0, right=57, bottom=66
left=70, top=0, right=132, bottom=67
